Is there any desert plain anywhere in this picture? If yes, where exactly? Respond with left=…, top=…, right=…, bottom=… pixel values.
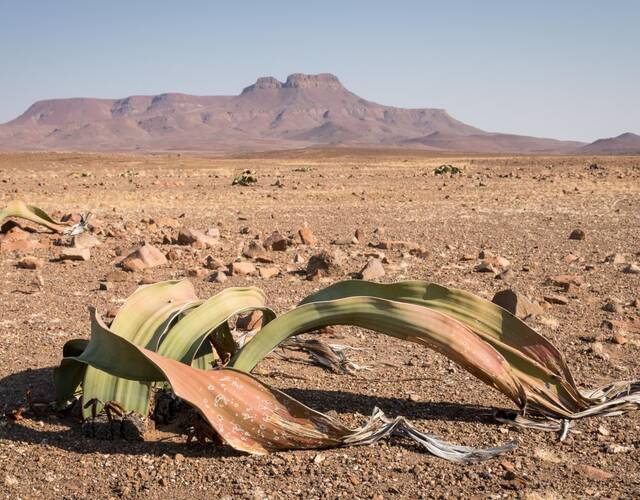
left=0, top=149, right=639, bottom=498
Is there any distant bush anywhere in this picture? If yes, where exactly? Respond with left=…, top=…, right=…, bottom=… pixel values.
left=434, top=164, right=462, bottom=175
left=232, top=170, right=258, bottom=186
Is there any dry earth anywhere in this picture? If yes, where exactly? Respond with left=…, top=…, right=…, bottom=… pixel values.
left=0, top=149, right=639, bottom=499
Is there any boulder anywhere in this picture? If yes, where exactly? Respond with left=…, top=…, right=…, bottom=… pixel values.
left=543, top=294, right=569, bottom=305
left=306, top=249, right=345, bottom=280
left=623, top=263, right=640, bottom=274
left=73, top=232, right=101, bottom=249
left=177, top=228, right=219, bottom=249
left=208, top=270, right=228, bottom=283
left=258, top=266, right=280, bottom=279
left=121, top=244, right=167, bottom=272
left=229, top=261, right=256, bottom=276
left=236, top=310, right=263, bottom=331
left=242, top=240, right=266, bottom=259
left=569, top=229, right=585, bottom=240
left=60, top=247, right=91, bottom=261
left=298, top=227, right=317, bottom=246
left=264, top=231, right=288, bottom=251
left=358, top=259, right=385, bottom=280
left=491, top=289, right=543, bottom=319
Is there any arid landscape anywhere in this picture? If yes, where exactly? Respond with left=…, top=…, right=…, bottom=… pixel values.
left=1, top=149, right=639, bottom=498
left=2, top=73, right=639, bottom=155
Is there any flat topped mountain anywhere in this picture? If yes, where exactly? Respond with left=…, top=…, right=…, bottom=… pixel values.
left=0, top=72, right=587, bottom=153
left=578, top=133, right=640, bottom=154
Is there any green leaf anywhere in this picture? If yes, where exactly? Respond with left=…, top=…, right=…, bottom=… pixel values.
left=157, top=287, right=275, bottom=365
left=231, top=281, right=593, bottom=417
left=63, top=308, right=514, bottom=461
left=79, top=280, right=199, bottom=417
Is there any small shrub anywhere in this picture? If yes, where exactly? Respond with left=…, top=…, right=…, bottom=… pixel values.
left=434, top=164, right=462, bottom=175
left=232, top=170, right=258, bottom=186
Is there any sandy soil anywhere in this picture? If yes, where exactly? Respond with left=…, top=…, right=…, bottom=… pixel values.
left=0, top=150, right=639, bottom=499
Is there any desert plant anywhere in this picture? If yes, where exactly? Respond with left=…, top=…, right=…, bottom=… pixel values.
left=0, top=199, right=69, bottom=233
left=434, top=164, right=462, bottom=175
left=232, top=170, right=258, bottom=186
left=54, top=279, right=640, bottom=461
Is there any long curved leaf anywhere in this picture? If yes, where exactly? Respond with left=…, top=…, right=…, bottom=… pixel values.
left=63, top=308, right=515, bottom=462
left=232, top=283, right=637, bottom=419
left=230, top=296, right=530, bottom=408
left=0, top=199, right=68, bottom=233
left=157, top=287, right=275, bottom=365
left=79, top=280, right=199, bottom=417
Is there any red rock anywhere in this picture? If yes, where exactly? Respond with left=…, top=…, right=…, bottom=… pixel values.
left=546, top=275, right=585, bottom=288
left=72, top=232, right=101, bottom=249
left=474, top=261, right=497, bottom=273
left=242, top=240, right=266, bottom=259
left=543, top=294, right=569, bottom=305
left=298, top=227, right=317, bottom=245
left=236, top=310, right=263, bottom=331
left=492, top=289, right=544, bottom=318
left=332, top=236, right=358, bottom=245
left=121, top=243, right=167, bottom=272
left=61, top=213, right=82, bottom=224
left=612, top=332, right=627, bottom=345
left=563, top=253, right=581, bottom=264
left=229, top=261, right=256, bottom=276
left=623, top=263, right=640, bottom=274
left=605, top=253, right=630, bottom=265
left=374, top=240, right=421, bottom=251
left=258, top=266, right=280, bottom=279
left=187, top=268, right=208, bottom=278
left=203, top=255, right=225, bottom=269
left=60, top=247, right=90, bottom=261
left=572, top=464, right=613, bottom=481
left=306, top=250, right=345, bottom=280
left=208, top=270, right=228, bottom=283
left=165, top=247, right=182, bottom=261
left=359, top=259, right=385, bottom=280
left=177, top=228, right=219, bottom=249
left=264, top=232, right=288, bottom=251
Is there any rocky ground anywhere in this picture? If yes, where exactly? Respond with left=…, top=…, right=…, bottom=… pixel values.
left=0, top=149, right=639, bottom=499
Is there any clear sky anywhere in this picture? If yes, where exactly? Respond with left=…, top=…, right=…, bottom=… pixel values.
left=1, top=1, right=638, bottom=142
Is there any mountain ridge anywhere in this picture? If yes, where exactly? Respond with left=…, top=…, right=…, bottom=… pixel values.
left=0, top=72, right=620, bottom=154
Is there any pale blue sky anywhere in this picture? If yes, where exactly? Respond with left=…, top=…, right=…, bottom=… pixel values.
left=1, top=1, right=638, bottom=141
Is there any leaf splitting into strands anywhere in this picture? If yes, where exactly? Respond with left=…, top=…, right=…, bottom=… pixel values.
left=61, top=309, right=515, bottom=462
left=54, top=279, right=640, bottom=461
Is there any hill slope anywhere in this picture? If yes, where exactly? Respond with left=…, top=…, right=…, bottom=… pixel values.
left=0, top=73, right=583, bottom=153
left=578, top=133, right=640, bottom=154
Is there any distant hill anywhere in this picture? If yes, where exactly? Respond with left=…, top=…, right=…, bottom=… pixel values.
left=578, top=132, right=640, bottom=155
left=0, top=73, right=585, bottom=153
